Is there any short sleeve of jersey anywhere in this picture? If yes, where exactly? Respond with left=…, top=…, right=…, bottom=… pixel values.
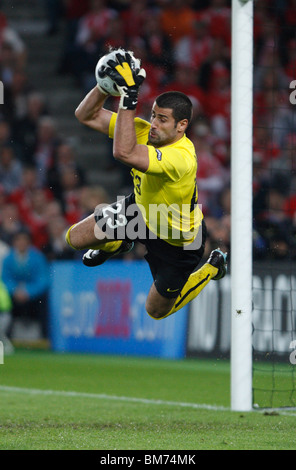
left=108, top=112, right=150, bottom=144
left=146, top=145, right=189, bottom=182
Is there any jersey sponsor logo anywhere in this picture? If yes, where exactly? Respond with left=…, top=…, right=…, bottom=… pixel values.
left=155, top=149, right=162, bottom=161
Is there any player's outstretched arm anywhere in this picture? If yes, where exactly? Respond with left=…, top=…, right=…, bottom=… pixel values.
left=75, top=86, right=113, bottom=135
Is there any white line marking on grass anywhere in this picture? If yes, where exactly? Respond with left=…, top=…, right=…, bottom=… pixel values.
left=1, top=385, right=296, bottom=416
left=0, top=385, right=228, bottom=412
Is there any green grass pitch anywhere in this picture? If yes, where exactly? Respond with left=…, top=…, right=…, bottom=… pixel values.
left=0, top=350, right=295, bottom=450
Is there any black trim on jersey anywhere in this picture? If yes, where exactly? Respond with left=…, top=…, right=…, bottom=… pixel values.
left=190, top=180, right=198, bottom=212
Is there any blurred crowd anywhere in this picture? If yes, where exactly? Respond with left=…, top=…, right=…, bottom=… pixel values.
left=0, top=0, right=296, bottom=339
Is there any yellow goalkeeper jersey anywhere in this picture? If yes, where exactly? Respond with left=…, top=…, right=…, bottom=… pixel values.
left=108, top=112, right=203, bottom=247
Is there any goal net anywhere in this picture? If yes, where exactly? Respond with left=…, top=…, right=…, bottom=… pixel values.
left=251, top=0, right=296, bottom=408
left=230, top=0, right=296, bottom=410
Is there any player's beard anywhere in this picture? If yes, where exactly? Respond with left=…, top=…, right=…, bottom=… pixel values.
left=148, top=129, right=171, bottom=147
left=148, top=135, right=160, bottom=146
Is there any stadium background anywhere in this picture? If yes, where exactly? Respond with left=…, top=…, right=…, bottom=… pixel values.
left=0, top=0, right=295, bottom=408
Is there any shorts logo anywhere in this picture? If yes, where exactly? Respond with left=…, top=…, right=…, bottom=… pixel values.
left=156, top=149, right=162, bottom=161
left=166, top=287, right=179, bottom=293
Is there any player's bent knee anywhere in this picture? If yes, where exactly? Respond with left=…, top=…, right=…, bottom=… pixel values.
left=146, top=310, right=166, bottom=320
left=145, top=291, right=176, bottom=319
left=145, top=302, right=170, bottom=320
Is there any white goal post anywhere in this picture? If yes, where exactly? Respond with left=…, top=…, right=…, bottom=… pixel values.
left=230, top=0, right=254, bottom=411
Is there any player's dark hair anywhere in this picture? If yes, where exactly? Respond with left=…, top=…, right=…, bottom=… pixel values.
left=155, top=91, right=193, bottom=126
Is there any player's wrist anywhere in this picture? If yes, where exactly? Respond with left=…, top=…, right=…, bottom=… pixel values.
left=118, top=87, right=139, bottom=110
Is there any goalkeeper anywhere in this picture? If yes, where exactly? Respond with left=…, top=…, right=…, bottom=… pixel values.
left=66, top=48, right=227, bottom=320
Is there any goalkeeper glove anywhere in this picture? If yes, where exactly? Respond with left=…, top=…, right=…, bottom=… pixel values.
left=105, top=51, right=146, bottom=110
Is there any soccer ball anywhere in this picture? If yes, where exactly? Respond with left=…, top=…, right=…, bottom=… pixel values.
left=95, top=48, right=141, bottom=96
